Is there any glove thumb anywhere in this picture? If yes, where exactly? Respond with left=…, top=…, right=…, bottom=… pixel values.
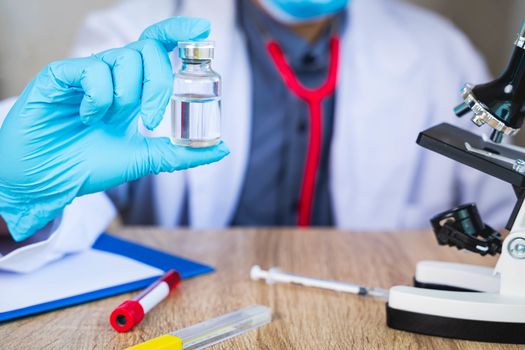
left=145, top=137, right=230, bottom=175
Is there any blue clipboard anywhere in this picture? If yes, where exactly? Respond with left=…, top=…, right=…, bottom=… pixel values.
left=0, top=233, right=214, bottom=322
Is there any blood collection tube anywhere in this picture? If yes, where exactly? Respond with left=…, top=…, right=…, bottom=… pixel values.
left=110, top=270, right=181, bottom=332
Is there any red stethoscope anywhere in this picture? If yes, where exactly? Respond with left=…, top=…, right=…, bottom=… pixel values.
left=266, top=35, right=340, bottom=226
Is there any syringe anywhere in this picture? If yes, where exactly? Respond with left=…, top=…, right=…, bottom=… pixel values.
left=127, top=305, right=271, bottom=350
left=250, top=265, right=389, bottom=301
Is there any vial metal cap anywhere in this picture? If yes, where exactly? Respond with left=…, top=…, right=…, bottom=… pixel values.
left=178, top=41, right=214, bottom=60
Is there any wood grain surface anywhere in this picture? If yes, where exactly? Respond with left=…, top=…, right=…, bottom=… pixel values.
left=0, top=228, right=518, bottom=350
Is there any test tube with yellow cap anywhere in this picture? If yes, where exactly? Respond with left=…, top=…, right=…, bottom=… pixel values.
left=127, top=305, right=272, bottom=350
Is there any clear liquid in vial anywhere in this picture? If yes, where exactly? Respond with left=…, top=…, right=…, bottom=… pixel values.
left=171, top=94, right=221, bottom=148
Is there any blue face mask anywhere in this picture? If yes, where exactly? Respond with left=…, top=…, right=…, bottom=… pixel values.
left=259, top=0, right=349, bottom=24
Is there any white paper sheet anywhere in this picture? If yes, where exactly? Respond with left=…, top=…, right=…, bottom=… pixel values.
left=0, top=249, right=163, bottom=313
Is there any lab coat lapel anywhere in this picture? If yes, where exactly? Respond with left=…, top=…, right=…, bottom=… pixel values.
left=331, top=0, right=430, bottom=228
left=181, top=0, right=252, bottom=227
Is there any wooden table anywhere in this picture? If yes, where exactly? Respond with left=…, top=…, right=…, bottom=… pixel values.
left=0, top=228, right=519, bottom=349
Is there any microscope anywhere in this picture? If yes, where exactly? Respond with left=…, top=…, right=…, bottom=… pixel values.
left=386, top=21, right=525, bottom=343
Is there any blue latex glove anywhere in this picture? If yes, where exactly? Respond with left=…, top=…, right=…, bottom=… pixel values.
left=0, top=17, right=229, bottom=242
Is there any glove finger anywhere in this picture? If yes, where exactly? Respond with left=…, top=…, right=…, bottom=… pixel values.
left=139, top=16, right=211, bottom=52
left=127, top=17, right=211, bottom=130
left=145, top=138, right=230, bottom=175
left=95, top=48, right=144, bottom=124
left=127, top=39, right=173, bottom=131
left=48, top=57, right=113, bottom=125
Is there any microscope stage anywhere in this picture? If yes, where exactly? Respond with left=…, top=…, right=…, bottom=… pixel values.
left=417, top=123, right=525, bottom=188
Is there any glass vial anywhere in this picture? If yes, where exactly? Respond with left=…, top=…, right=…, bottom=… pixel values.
left=171, top=41, right=221, bottom=147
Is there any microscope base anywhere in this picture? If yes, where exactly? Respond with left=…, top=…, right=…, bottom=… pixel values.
left=413, top=260, right=499, bottom=293
left=387, top=286, right=525, bottom=343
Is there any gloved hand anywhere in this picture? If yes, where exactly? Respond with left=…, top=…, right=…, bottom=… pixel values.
left=0, top=17, right=229, bottom=242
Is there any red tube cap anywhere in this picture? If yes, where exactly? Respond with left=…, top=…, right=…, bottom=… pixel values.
left=110, top=300, right=145, bottom=333
left=164, top=270, right=181, bottom=289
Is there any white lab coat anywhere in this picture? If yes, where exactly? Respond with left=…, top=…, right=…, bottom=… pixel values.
left=0, top=0, right=515, bottom=272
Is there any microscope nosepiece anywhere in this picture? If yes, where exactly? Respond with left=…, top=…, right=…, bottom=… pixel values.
left=454, top=84, right=520, bottom=142
left=452, top=20, right=525, bottom=143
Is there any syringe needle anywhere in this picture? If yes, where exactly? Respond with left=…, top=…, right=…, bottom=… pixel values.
left=250, top=265, right=389, bottom=301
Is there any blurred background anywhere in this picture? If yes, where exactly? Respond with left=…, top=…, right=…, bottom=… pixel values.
left=0, top=0, right=524, bottom=138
